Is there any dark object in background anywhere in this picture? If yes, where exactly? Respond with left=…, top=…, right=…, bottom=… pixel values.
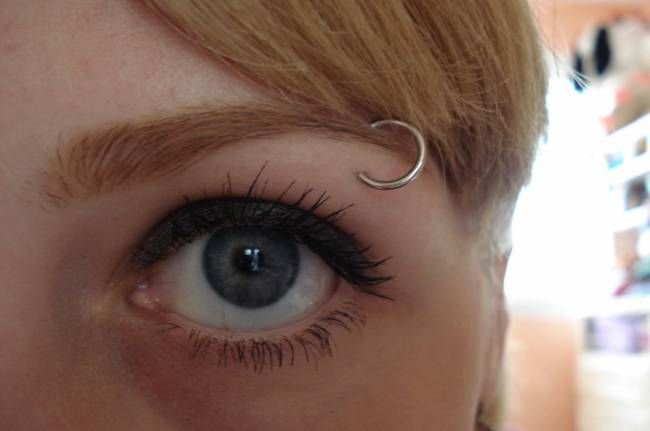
left=571, top=18, right=650, bottom=92
left=594, top=26, right=612, bottom=76
left=573, top=25, right=612, bottom=91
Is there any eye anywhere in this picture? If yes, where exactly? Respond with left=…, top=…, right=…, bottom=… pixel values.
left=152, top=225, right=337, bottom=330
left=130, top=192, right=391, bottom=334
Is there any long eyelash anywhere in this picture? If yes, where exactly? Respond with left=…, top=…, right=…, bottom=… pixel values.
left=154, top=301, right=366, bottom=372
left=134, top=165, right=393, bottom=296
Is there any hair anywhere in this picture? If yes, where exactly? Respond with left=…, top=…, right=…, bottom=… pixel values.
left=141, top=0, right=547, bottom=251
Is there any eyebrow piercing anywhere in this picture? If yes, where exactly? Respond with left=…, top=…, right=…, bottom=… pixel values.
left=357, top=119, right=428, bottom=190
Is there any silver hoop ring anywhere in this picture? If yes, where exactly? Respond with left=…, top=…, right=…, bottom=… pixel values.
left=357, top=119, right=427, bottom=190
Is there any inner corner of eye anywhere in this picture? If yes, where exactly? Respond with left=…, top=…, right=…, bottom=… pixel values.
left=128, top=283, right=161, bottom=313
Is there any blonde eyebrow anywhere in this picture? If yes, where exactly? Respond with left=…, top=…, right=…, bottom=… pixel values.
left=39, top=103, right=405, bottom=208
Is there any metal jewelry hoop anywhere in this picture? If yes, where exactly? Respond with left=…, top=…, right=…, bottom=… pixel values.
left=357, top=119, right=427, bottom=190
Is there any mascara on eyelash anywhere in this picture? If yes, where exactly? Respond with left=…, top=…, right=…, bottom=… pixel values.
left=154, top=301, right=367, bottom=372
left=133, top=166, right=394, bottom=297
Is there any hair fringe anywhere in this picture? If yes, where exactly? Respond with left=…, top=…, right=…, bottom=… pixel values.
left=141, top=0, right=548, bottom=248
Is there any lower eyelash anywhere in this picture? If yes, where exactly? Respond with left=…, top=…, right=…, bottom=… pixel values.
left=153, top=301, right=366, bottom=372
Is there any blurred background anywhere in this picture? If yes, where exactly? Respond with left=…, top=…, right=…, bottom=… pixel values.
left=503, top=1, right=650, bottom=430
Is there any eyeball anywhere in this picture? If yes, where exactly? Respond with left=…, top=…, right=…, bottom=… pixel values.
left=148, top=226, right=338, bottom=331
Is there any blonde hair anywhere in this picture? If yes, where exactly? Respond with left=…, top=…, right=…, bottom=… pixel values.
left=142, top=0, right=547, bottom=248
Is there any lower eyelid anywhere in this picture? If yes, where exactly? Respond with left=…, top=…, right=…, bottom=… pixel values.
left=163, top=304, right=365, bottom=370
left=127, top=279, right=367, bottom=370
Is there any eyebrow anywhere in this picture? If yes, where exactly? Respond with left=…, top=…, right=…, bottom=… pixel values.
left=39, top=103, right=410, bottom=208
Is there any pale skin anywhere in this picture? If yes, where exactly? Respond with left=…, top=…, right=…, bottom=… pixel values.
left=0, top=1, right=507, bottom=430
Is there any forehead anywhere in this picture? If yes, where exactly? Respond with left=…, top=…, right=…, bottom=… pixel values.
left=0, top=0, right=259, bottom=185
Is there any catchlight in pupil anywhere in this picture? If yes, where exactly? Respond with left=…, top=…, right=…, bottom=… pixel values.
left=234, top=247, right=264, bottom=273
left=202, top=227, right=300, bottom=309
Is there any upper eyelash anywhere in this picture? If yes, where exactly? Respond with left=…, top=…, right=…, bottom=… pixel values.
left=133, top=169, right=393, bottom=297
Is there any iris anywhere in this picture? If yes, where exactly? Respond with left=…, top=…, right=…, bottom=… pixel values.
left=202, top=227, right=300, bottom=308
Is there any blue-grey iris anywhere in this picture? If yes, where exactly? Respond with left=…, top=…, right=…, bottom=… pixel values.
left=202, top=227, right=300, bottom=308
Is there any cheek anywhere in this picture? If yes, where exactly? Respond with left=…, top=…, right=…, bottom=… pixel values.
left=365, top=267, right=485, bottom=430
left=112, top=303, right=403, bottom=430
left=111, top=250, right=485, bottom=431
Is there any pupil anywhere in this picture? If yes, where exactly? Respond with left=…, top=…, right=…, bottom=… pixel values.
left=234, top=247, right=264, bottom=273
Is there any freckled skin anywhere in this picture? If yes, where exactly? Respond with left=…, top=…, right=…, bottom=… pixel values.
left=0, top=1, right=507, bottom=430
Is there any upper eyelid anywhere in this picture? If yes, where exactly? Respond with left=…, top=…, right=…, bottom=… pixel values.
left=133, top=194, right=393, bottom=293
left=135, top=168, right=346, bottom=261
left=136, top=195, right=352, bottom=263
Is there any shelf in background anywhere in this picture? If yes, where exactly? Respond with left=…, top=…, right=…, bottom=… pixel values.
left=605, top=113, right=650, bottom=186
left=608, top=152, right=650, bottom=186
left=603, top=113, right=650, bottom=155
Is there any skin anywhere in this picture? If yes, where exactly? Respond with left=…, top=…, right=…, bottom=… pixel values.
left=0, top=1, right=508, bottom=430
